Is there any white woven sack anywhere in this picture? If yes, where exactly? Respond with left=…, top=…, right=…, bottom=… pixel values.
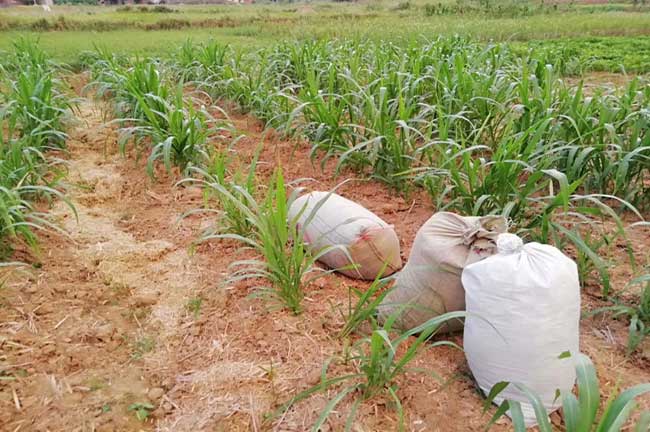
left=463, top=233, right=580, bottom=427
left=379, top=212, right=506, bottom=331
left=288, top=191, right=402, bottom=280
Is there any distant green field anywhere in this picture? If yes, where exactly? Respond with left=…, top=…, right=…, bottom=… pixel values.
left=1, top=1, right=650, bottom=72
left=518, top=36, right=650, bottom=74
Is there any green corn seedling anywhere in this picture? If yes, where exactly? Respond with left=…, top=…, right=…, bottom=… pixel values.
left=484, top=353, right=650, bottom=432
left=192, top=168, right=342, bottom=314
left=276, top=311, right=465, bottom=431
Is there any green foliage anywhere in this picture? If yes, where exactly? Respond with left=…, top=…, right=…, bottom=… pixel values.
left=186, top=296, right=203, bottom=319
left=190, top=144, right=261, bottom=238
left=3, top=39, right=71, bottom=150
left=338, top=267, right=393, bottom=339
left=590, top=275, right=650, bottom=354
left=89, top=54, right=228, bottom=176
left=93, top=57, right=170, bottom=124
left=278, top=311, right=465, bottom=431
left=519, top=37, right=650, bottom=74
left=139, top=87, right=215, bottom=175
left=131, top=335, right=156, bottom=360
left=4, top=4, right=650, bottom=70
left=484, top=353, right=650, bottom=432
left=171, top=38, right=646, bottom=297
left=423, top=0, right=560, bottom=18
left=128, top=402, right=155, bottom=421
left=179, top=38, right=650, bottom=204
left=0, top=38, right=74, bottom=257
left=194, top=168, right=338, bottom=315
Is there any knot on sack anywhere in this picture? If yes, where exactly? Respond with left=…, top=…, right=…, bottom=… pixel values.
left=462, top=224, right=482, bottom=246
left=496, top=233, right=524, bottom=254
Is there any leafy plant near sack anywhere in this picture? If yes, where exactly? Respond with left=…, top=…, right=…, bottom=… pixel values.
left=484, top=353, right=650, bottom=432
left=589, top=274, right=650, bottom=354
left=274, top=311, right=465, bottom=431
left=414, top=132, right=637, bottom=299
left=189, top=168, right=343, bottom=315
left=338, top=266, right=393, bottom=339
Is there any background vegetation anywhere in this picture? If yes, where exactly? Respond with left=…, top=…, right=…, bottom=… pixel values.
left=2, top=0, right=650, bottom=72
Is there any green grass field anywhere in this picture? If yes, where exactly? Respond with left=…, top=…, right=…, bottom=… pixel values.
left=2, top=1, right=650, bottom=72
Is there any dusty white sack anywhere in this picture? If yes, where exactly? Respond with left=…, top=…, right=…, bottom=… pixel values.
left=288, top=191, right=401, bottom=280
left=378, top=212, right=506, bottom=331
left=463, top=233, right=580, bottom=426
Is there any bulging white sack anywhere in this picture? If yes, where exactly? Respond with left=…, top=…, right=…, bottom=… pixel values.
left=463, top=233, right=580, bottom=426
left=378, top=212, right=506, bottom=331
left=288, top=191, right=402, bottom=280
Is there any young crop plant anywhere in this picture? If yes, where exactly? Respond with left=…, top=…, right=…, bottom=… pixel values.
left=175, top=39, right=230, bottom=83
left=2, top=39, right=72, bottom=151
left=414, top=119, right=638, bottom=298
left=0, top=108, right=49, bottom=189
left=89, top=49, right=234, bottom=178
left=144, top=90, right=214, bottom=175
left=97, top=57, right=170, bottom=123
left=589, top=274, right=650, bottom=354
left=0, top=38, right=75, bottom=258
left=338, top=266, right=394, bottom=339
left=0, top=137, right=75, bottom=257
left=484, top=353, right=650, bottom=432
left=3, top=38, right=50, bottom=73
left=128, top=402, right=155, bottom=422
left=193, top=168, right=341, bottom=314
left=0, top=186, right=41, bottom=257
left=117, top=85, right=225, bottom=176
left=8, top=66, right=71, bottom=150
left=275, top=311, right=465, bottom=431
left=186, top=144, right=261, bottom=238
left=88, top=53, right=217, bottom=174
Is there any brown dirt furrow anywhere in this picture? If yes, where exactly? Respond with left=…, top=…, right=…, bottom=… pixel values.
left=0, top=99, right=207, bottom=431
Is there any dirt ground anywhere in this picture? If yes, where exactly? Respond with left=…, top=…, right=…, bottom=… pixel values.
left=1, top=81, right=650, bottom=432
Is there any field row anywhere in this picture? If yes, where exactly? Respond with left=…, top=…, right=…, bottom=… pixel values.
left=76, top=36, right=650, bottom=352
left=77, top=37, right=650, bottom=430
left=2, top=33, right=650, bottom=429
left=4, top=35, right=650, bottom=353
left=0, top=40, right=74, bottom=262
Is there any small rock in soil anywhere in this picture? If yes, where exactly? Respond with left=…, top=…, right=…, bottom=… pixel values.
left=95, top=323, right=114, bottom=340
left=35, top=304, right=53, bottom=315
left=42, top=345, right=56, bottom=355
left=147, top=387, right=165, bottom=401
left=105, top=340, right=121, bottom=352
left=132, top=293, right=159, bottom=307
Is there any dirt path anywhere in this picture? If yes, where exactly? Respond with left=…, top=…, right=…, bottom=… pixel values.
left=1, top=92, right=650, bottom=431
left=0, top=98, right=213, bottom=431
